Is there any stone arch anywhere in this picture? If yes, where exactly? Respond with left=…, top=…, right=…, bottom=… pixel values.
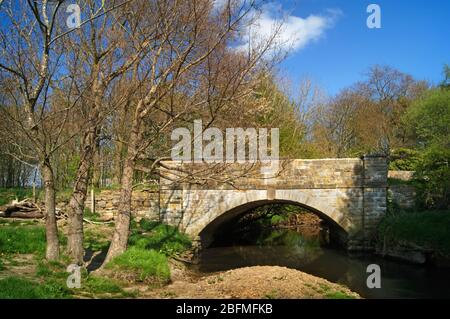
left=189, top=189, right=353, bottom=248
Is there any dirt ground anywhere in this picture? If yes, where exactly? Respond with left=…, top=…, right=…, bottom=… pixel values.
left=140, top=263, right=360, bottom=299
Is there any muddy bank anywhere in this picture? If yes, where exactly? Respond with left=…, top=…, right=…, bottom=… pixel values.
left=143, top=264, right=360, bottom=299
left=376, top=242, right=450, bottom=267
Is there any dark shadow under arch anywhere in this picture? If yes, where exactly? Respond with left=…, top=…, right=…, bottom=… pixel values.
left=199, top=199, right=349, bottom=249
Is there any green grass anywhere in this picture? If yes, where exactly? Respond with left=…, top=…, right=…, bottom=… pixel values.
left=0, top=258, right=5, bottom=271
left=264, top=289, right=280, bottom=299
left=107, top=247, right=170, bottom=282
left=35, top=259, right=69, bottom=279
left=0, top=276, right=71, bottom=299
left=325, top=291, right=356, bottom=299
left=379, top=210, right=450, bottom=254
left=0, top=188, right=36, bottom=206
left=103, top=220, right=191, bottom=286
left=0, top=219, right=40, bottom=226
left=84, top=276, right=123, bottom=294
left=83, top=276, right=138, bottom=298
left=0, top=225, right=47, bottom=254
left=317, top=283, right=356, bottom=299
left=129, top=220, right=191, bottom=256
left=0, top=224, right=67, bottom=257
left=0, top=218, right=185, bottom=297
left=84, top=207, right=102, bottom=222
left=84, top=228, right=110, bottom=252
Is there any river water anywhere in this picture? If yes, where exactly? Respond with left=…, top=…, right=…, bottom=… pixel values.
left=195, top=229, right=450, bottom=299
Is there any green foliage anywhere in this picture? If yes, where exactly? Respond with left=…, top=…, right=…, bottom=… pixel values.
left=0, top=225, right=46, bottom=254
left=406, top=88, right=450, bottom=146
left=0, top=259, right=4, bottom=271
left=256, top=229, right=319, bottom=250
left=378, top=210, right=450, bottom=254
left=270, top=214, right=286, bottom=225
left=413, top=146, right=450, bottom=209
left=0, top=276, right=71, bottom=299
left=389, top=148, right=422, bottom=170
left=403, top=88, right=450, bottom=209
left=252, top=204, right=298, bottom=223
left=129, top=220, right=191, bottom=256
left=107, top=247, right=170, bottom=282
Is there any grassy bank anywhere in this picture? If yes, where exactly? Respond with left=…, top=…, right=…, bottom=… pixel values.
left=378, top=210, right=450, bottom=255
left=105, top=220, right=191, bottom=285
left=0, top=218, right=192, bottom=298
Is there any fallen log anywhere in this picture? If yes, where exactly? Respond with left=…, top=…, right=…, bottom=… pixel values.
left=0, top=211, right=44, bottom=219
left=83, top=218, right=114, bottom=225
left=0, top=198, right=44, bottom=219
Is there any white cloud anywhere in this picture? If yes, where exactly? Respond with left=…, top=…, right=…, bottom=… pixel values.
left=235, top=3, right=342, bottom=54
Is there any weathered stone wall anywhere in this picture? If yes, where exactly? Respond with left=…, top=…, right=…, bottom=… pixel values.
left=58, top=190, right=160, bottom=221
left=388, top=170, right=414, bottom=181
left=387, top=170, right=417, bottom=209
left=160, top=155, right=388, bottom=251
left=388, top=185, right=416, bottom=209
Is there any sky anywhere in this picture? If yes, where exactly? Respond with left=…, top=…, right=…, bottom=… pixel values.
left=1, top=0, right=448, bottom=97
left=241, top=0, right=450, bottom=96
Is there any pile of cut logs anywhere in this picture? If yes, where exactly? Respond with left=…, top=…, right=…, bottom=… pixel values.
left=0, top=199, right=67, bottom=219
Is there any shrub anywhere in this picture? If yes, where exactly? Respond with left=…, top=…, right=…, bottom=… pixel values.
left=413, top=146, right=450, bottom=209
left=389, top=148, right=422, bottom=171
left=378, top=210, right=450, bottom=254
left=403, top=88, right=450, bottom=209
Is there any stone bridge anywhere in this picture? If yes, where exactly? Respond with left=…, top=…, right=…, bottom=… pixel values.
left=159, top=155, right=388, bottom=251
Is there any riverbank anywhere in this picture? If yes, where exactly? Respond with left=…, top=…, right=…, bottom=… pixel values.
left=376, top=210, right=450, bottom=267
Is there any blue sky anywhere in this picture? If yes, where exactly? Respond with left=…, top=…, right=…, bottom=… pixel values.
left=269, top=0, right=450, bottom=95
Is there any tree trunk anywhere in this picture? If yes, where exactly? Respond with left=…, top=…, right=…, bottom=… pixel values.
left=67, top=67, right=102, bottom=264
left=66, top=132, right=94, bottom=264
left=113, top=141, right=124, bottom=185
left=92, top=144, right=102, bottom=188
left=104, top=106, right=143, bottom=264
left=41, top=161, right=60, bottom=261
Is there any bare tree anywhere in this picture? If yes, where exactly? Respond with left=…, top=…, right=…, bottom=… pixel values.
left=103, top=0, right=283, bottom=264
left=0, top=0, right=71, bottom=260
left=63, top=0, right=154, bottom=265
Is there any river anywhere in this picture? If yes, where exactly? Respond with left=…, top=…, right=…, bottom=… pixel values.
left=194, top=229, right=450, bottom=299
